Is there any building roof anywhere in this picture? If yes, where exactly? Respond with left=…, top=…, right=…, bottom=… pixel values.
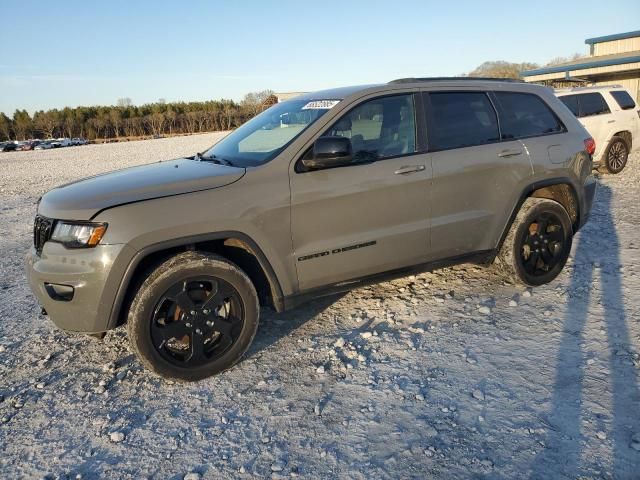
left=584, top=30, right=640, bottom=45
left=522, top=50, right=640, bottom=77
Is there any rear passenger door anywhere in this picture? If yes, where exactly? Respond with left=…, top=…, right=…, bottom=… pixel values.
left=424, top=90, right=533, bottom=259
left=492, top=91, right=570, bottom=169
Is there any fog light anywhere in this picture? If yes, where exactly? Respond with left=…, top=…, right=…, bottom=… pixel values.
left=44, top=283, right=75, bottom=301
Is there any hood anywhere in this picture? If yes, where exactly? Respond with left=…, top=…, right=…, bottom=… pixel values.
left=38, top=158, right=245, bottom=220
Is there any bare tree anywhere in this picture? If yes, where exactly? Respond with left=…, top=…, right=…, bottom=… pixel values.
left=165, top=109, right=177, bottom=135
left=34, top=110, right=61, bottom=139
left=117, top=97, right=133, bottom=107
left=545, top=53, right=585, bottom=66
left=241, top=89, right=275, bottom=116
left=467, top=61, right=539, bottom=79
left=183, top=112, right=198, bottom=134
left=109, top=109, right=122, bottom=138
left=145, top=112, right=165, bottom=136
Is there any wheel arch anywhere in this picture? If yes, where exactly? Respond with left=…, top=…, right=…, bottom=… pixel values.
left=611, top=130, right=632, bottom=150
left=497, top=178, right=580, bottom=252
left=107, top=231, right=285, bottom=330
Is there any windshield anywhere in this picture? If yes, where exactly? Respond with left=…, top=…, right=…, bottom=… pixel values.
left=202, top=99, right=339, bottom=167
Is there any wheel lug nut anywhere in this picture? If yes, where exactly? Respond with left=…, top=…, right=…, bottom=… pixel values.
left=206, top=321, right=214, bottom=327
left=195, top=329, right=202, bottom=335
left=185, top=323, right=192, bottom=328
left=190, top=310, right=196, bottom=315
left=203, top=309, right=210, bottom=314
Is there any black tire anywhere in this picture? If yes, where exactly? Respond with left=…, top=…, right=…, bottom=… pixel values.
left=600, top=136, right=629, bottom=174
left=127, top=251, right=259, bottom=381
left=494, top=198, right=573, bottom=287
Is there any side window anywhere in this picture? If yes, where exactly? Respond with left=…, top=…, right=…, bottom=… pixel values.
left=427, top=92, right=499, bottom=150
left=559, top=94, right=580, bottom=116
left=494, top=92, right=564, bottom=139
left=323, top=94, right=416, bottom=162
left=610, top=90, right=636, bottom=110
left=578, top=93, right=611, bottom=117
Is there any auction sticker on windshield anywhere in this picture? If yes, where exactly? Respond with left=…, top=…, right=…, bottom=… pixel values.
left=302, top=100, right=341, bottom=110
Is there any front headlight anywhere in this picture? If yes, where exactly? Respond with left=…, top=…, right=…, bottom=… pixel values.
left=51, top=222, right=108, bottom=248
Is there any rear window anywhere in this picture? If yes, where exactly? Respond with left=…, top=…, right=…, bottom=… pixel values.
left=493, top=92, right=565, bottom=139
left=578, top=92, right=610, bottom=117
left=427, top=92, right=500, bottom=150
left=610, top=90, right=636, bottom=110
left=559, top=95, right=580, bottom=116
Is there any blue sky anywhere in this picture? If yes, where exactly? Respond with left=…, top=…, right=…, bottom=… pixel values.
left=1, top=0, right=638, bottom=115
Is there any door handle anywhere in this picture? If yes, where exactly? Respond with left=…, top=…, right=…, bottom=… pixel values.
left=607, top=120, right=616, bottom=124
left=497, top=149, right=523, bottom=158
left=394, top=165, right=425, bottom=175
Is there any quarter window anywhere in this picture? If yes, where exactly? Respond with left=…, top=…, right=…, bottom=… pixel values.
left=577, top=93, right=611, bottom=117
left=427, top=92, right=500, bottom=150
left=494, top=92, right=564, bottom=139
left=323, top=94, right=416, bottom=162
left=610, top=90, right=636, bottom=110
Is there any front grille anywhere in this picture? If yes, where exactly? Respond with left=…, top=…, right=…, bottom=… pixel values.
left=33, top=215, right=54, bottom=254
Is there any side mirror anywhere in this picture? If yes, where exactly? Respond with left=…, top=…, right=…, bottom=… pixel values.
left=302, top=136, right=353, bottom=170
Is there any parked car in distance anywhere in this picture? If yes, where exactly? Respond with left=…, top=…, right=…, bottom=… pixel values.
left=51, top=138, right=72, bottom=148
left=34, top=140, right=55, bottom=150
left=27, top=78, right=597, bottom=381
left=17, top=140, right=41, bottom=151
left=556, top=85, right=640, bottom=174
left=0, top=141, right=17, bottom=152
left=71, top=138, right=88, bottom=146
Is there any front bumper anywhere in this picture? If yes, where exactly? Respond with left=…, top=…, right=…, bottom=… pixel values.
left=26, top=242, right=136, bottom=333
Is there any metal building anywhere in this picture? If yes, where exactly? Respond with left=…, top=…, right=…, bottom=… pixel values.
left=522, top=31, right=640, bottom=102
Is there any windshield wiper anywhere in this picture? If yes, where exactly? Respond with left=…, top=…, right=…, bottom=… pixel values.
left=195, top=151, right=234, bottom=167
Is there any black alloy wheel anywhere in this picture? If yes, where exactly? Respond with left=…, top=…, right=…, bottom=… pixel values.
left=516, top=211, right=569, bottom=284
left=151, top=277, right=243, bottom=367
left=127, top=252, right=259, bottom=381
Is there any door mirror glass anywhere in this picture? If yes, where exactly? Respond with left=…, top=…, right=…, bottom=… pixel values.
left=301, top=136, right=353, bottom=170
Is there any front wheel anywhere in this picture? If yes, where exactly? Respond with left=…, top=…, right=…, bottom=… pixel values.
left=494, top=198, right=573, bottom=286
left=127, top=252, right=259, bottom=381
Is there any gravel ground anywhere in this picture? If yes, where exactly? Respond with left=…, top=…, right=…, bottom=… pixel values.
left=0, top=136, right=639, bottom=479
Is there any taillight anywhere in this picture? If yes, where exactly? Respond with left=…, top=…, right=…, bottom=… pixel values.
left=584, top=137, right=596, bottom=156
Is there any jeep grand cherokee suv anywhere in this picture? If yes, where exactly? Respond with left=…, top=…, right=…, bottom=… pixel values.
left=27, top=78, right=597, bottom=381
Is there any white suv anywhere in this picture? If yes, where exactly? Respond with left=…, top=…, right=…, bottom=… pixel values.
left=555, top=86, right=640, bottom=174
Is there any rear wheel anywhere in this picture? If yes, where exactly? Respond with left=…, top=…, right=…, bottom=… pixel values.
left=494, top=198, right=573, bottom=286
left=127, top=252, right=259, bottom=381
left=601, top=136, right=628, bottom=174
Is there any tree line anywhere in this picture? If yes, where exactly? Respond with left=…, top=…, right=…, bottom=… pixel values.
left=0, top=90, right=276, bottom=142
left=465, top=54, right=585, bottom=80
left=1, top=52, right=584, bottom=142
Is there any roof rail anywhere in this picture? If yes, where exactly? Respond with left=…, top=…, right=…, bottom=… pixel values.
left=555, top=84, right=624, bottom=92
left=389, top=77, right=525, bottom=84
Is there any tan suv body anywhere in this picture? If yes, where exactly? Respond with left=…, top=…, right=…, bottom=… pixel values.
left=26, top=78, right=597, bottom=380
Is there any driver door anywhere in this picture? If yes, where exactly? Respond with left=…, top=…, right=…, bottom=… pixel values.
left=289, top=93, right=431, bottom=291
